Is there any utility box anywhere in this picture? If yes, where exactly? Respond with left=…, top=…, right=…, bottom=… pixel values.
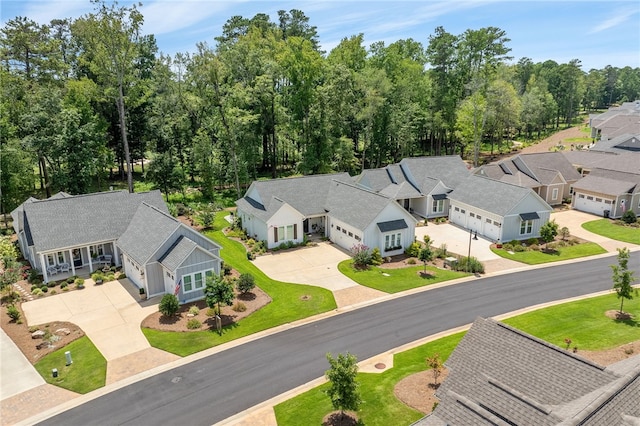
left=52, top=368, right=58, bottom=378
left=65, top=351, right=73, bottom=366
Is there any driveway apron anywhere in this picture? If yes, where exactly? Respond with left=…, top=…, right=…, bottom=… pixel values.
left=21, top=279, right=157, bottom=361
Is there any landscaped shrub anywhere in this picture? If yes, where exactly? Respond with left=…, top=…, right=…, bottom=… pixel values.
left=529, top=244, right=540, bottom=251
left=434, top=244, right=448, bottom=259
left=32, top=288, right=43, bottom=296
left=205, top=308, right=217, bottom=317
left=159, top=294, right=180, bottom=317
left=622, top=210, right=637, bottom=224
left=246, top=238, right=256, bottom=247
left=188, top=305, right=200, bottom=316
left=502, top=243, right=513, bottom=251
left=508, top=240, right=520, bottom=246
left=452, top=256, right=485, bottom=274
left=560, top=226, right=570, bottom=240
left=40, top=286, right=49, bottom=293
left=407, top=258, right=416, bottom=265
left=237, top=273, right=256, bottom=294
left=526, top=238, right=539, bottom=246
left=27, top=268, right=40, bottom=283
left=186, top=318, right=202, bottom=329
left=30, top=284, right=38, bottom=291
left=60, top=282, right=68, bottom=289
left=222, top=262, right=232, bottom=276
left=232, top=301, right=247, bottom=312
left=351, top=243, right=372, bottom=268
left=74, top=278, right=84, bottom=286
left=370, top=248, right=383, bottom=266
left=404, top=242, right=421, bottom=257
left=66, top=277, right=75, bottom=284
left=513, top=244, right=526, bottom=252
left=6, top=304, right=21, bottom=321
left=47, top=281, right=57, bottom=288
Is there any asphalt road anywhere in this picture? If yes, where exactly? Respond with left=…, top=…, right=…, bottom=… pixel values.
left=39, top=252, right=639, bottom=426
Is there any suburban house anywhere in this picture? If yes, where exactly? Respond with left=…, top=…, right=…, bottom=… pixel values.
left=236, top=174, right=417, bottom=255
left=570, top=168, right=640, bottom=218
left=590, top=133, right=640, bottom=154
left=589, top=101, right=640, bottom=141
left=447, top=175, right=553, bottom=243
left=117, top=203, right=221, bottom=303
left=473, top=152, right=581, bottom=206
left=417, top=317, right=640, bottom=425
left=353, top=156, right=471, bottom=219
left=11, top=190, right=222, bottom=303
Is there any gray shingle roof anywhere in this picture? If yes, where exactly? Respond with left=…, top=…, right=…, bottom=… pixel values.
left=116, top=202, right=181, bottom=266
left=377, top=219, right=408, bottom=232
left=158, top=235, right=198, bottom=272
left=21, top=190, right=167, bottom=253
left=324, top=180, right=399, bottom=231
left=563, top=151, right=640, bottom=175
left=400, top=156, right=471, bottom=191
left=419, top=318, right=638, bottom=426
left=447, top=175, right=550, bottom=216
left=571, top=175, right=638, bottom=196
left=237, top=173, right=351, bottom=221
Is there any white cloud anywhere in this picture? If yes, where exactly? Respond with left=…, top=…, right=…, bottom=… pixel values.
left=140, top=1, right=230, bottom=36
left=589, top=6, right=639, bottom=34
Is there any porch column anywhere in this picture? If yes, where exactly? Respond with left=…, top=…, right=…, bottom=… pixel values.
left=40, top=253, right=48, bottom=283
left=113, top=243, right=120, bottom=267
left=68, top=249, right=75, bottom=276
left=87, top=246, right=93, bottom=273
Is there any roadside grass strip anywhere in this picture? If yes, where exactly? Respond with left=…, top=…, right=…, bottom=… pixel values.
left=275, top=293, right=639, bottom=425
left=338, top=260, right=469, bottom=293
left=490, top=242, right=606, bottom=264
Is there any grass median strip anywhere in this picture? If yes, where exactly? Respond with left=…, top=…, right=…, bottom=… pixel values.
left=142, top=211, right=337, bottom=357
left=275, top=293, right=639, bottom=425
left=582, top=219, right=640, bottom=245
left=491, top=242, right=606, bottom=264
left=338, top=260, right=469, bottom=293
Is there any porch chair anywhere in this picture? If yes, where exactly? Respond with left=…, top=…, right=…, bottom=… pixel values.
left=47, top=266, right=58, bottom=276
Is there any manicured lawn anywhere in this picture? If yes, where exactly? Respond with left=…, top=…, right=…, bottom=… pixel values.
left=490, top=242, right=606, bottom=264
left=338, top=260, right=469, bottom=293
left=582, top=219, right=640, bottom=245
left=275, top=333, right=465, bottom=426
left=34, top=336, right=106, bottom=394
left=142, top=211, right=337, bottom=356
left=276, top=292, right=639, bottom=425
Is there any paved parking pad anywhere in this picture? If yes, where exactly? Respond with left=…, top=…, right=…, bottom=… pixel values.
left=252, top=242, right=358, bottom=291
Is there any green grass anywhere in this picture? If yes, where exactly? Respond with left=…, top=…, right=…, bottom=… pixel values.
left=275, top=333, right=465, bottom=426
left=338, top=260, right=469, bottom=293
left=143, top=211, right=337, bottom=356
left=276, top=293, right=639, bottom=426
left=34, top=336, right=106, bottom=394
left=491, top=242, right=606, bottom=264
left=504, top=293, right=640, bottom=350
left=583, top=219, right=640, bottom=245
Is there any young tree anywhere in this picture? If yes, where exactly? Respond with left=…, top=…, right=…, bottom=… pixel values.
left=158, top=294, right=179, bottom=317
left=539, top=220, right=559, bottom=248
left=419, top=246, right=433, bottom=273
left=325, top=352, right=361, bottom=421
left=205, top=273, right=235, bottom=316
left=559, top=226, right=570, bottom=240
left=610, top=247, right=637, bottom=315
left=237, top=273, right=256, bottom=294
left=425, top=353, right=443, bottom=387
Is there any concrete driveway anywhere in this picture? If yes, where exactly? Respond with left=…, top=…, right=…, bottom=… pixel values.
left=415, top=223, right=501, bottom=261
left=252, top=242, right=358, bottom=291
left=21, top=279, right=158, bottom=361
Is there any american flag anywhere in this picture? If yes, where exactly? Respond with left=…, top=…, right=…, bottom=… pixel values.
left=174, top=278, right=182, bottom=296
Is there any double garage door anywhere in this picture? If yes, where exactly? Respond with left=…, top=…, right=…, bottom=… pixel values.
left=450, top=206, right=501, bottom=241
left=574, top=193, right=612, bottom=216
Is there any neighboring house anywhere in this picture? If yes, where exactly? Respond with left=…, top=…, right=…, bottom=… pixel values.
left=236, top=173, right=351, bottom=249
left=236, top=174, right=417, bottom=255
left=590, top=133, right=640, bottom=154
left=571, top=168, right=640, bottom=218
left=11, top=190, right=222, bottom=303
left=417, top=317, right=640, bottom=426
left=117, top=203, right=221, bottom=303
left=354, top=156, right=471, bottom=219
left=474, top=152, right=581, bottom=206
left=447, top=175, right=552, bottom=243
left=589, top=101, right=640, bottom=140
left=563, top=150, right=640, bottom=176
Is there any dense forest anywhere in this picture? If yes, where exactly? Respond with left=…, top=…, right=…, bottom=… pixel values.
left=2, top=2, right=640, bottom=218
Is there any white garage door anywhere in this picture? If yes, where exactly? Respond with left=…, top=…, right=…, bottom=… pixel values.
left=468, top=212, right=482, bottom=233
left=450, top=206, right=466, bottom=227
left=575, top=193, right=611, bottom=216
left=332, top=225, right=358, bottom=250
left=483, top=218, right=501, bottom=241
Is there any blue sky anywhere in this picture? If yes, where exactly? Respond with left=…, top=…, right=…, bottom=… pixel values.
left=2, top=0, right=639, bottom=70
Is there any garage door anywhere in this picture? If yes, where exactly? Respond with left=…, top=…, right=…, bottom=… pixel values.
left=483, top=218, right=501, bottom=241
left=468, top=212, right=482, bottom=233
left=450, top=206, right=466, bottom=227
left=575, top=193, right=611, bottom=216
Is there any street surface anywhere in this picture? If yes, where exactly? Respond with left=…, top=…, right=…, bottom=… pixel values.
left=39, top=253, right=639, bottom=425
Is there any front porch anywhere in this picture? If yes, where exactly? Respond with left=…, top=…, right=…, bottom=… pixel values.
left=40, top=242, right=120, bottom=283
left=43, top=262, right=115, bottom=284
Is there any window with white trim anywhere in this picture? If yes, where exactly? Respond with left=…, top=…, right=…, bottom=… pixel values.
left=552, top=188, right=559, bottom=200
left=520, top=220, right=533, bottom=235
left=384, top=233, right=402, bottom=251
left=432, top=199, right=445, bottom=213
left=182, top=269, right=215, bottom=294
left=57, top=252, right=65, bottom=263
left=46, top=254, right=56, bottom=267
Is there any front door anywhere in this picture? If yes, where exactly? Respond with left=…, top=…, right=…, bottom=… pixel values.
left=73, top=248, right=82, bottom=267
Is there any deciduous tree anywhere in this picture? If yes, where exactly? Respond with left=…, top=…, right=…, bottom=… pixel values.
left=610, top=247, right=637, bottom=314
left=325, top=352, right=361, bottom=421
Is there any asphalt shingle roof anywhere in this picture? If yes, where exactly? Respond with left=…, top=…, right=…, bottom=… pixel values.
left=116, top=202, right=181, bottom=266
left=324, top=180, right=398, bottom=231
left=417, top=318, right=639, bottom=426
left=399, top=156, right=471, bottom=191
left=447, top=175, right=548, bottom=216
left=21, top=190, right=167, bottom=253
left=158, top=235, right=198, bottom=272
left=571, top=175, right=637, bottom=196
left=237, top=173, right=351, bottom=221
